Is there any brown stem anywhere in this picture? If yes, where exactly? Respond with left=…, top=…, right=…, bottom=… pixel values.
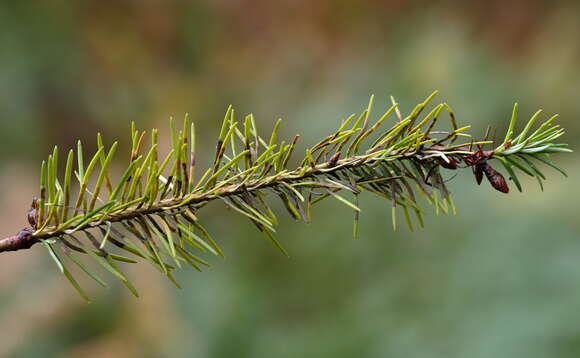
left=3, top=148, right=479, bottom=252
left=0, top=229, right=37, bottom=253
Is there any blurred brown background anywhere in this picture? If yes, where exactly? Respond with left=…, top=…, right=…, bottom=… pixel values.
left=0, top=1, right=579, bottom=357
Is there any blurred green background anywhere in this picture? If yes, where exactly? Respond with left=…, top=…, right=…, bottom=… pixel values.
left=0, top=1, right=578, bottom=357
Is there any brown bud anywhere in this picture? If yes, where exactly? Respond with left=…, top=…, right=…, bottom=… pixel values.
left=482, top=163, right=509, bottom=193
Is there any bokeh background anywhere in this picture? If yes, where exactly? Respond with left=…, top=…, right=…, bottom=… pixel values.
left=0, top=1, right=579, bottom=357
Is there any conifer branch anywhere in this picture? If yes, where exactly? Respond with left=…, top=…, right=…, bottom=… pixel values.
left=0, top=92, right=571, bottom=300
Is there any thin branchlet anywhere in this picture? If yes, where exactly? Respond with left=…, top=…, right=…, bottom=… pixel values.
left=0, top=92, right=571, bottom=301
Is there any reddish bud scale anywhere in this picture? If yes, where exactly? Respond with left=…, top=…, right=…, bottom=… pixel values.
left=27, top=199, right=39, bottom=229
left=327, top=152, right=341, bottom=168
